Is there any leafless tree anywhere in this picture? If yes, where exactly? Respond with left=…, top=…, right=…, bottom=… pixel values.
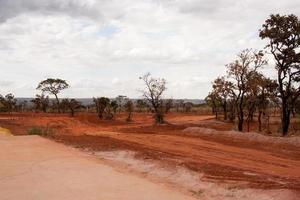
left=140, top=73, right=166, bottom=124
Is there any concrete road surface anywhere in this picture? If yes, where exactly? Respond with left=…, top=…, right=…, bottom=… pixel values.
left=0, top=135, right=196, bottom=200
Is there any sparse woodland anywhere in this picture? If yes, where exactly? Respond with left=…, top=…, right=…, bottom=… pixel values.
left=207, top=14, right=300, bottom=136
left=0, top=14, right=299, bottom=136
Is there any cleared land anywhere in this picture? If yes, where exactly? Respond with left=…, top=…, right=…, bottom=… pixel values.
left=0, top=113, right=299, bottom=199
left=0, top=135, right=196, bottom=200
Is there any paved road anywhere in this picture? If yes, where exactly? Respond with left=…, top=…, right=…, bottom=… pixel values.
left=0, top=135, right=196, bottom=200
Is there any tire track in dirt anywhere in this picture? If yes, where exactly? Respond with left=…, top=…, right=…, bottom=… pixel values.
left=92, top=131, right=300, bottom=189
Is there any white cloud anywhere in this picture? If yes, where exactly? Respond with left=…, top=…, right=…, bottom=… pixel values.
left=0, top=0, right=299, bottom=98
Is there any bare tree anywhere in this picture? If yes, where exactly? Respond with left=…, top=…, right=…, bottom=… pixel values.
left=36, top=78, right=69, bottom=113
left=259, top=14, right=300, bottom=136
left=140, top=73, right=166, bottom=124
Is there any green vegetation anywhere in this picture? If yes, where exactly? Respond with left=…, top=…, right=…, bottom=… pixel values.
left=27, top=126, right=55, bottom=137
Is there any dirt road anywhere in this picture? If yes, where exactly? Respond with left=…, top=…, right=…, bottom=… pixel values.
left=57, top=130, right=300, bottom=190
left=1, top=113, right=300, bottom=199
left=0, top=135, right=196, bottom=200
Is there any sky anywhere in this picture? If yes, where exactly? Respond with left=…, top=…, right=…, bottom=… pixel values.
left=0, top=0, right=299, bottom=99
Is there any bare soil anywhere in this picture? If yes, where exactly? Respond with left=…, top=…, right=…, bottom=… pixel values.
left=1, top=112, right=300, bottom=199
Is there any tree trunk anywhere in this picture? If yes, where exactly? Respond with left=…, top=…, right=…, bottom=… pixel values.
left=223, top=101, right=227, bottom=120
left=70, top=108, right=74, bottom=117
left=54, top=94, right=60, bottom=113
left=258, top=111, right=262, bottom=132
left=238, top=116, right=243, bottom=131
left=281, top=102, right=290, bottom=136
left=155, top=113, right=164, bottom=124
left=237, top=97, right=244, bottom=132
left=127, top=112, right=132, bottom=122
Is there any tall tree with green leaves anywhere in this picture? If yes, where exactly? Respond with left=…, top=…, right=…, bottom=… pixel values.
left=36, top=78, right=69, bottom=113
left=259, top=14, right=300, bottom=136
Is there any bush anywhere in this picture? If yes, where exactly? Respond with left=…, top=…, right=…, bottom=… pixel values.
left=27, top=126, right=54, bottom=136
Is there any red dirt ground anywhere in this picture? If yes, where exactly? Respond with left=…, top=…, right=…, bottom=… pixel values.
left=0, top=112, right=299, bottom=192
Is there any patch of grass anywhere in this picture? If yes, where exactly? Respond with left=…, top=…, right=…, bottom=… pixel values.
left=0, top=127, right=12, bottom=136
left=27, top=126, right=54, bottom=137
left=190, top=189, right=204, bottom=197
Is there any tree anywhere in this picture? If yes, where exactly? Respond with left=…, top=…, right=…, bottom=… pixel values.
left=243, top=71, right=277, bottom=132
left=61, top=98, right=82, bottom=117
left=16, top=100, right=28, bottom=112
left=174, top=100, right=184, bottom=112
left=212, top=76, right=232, bottom=120
left=31, top=94, right=50, bottom=113
left=36, top=78, right=69, bottom=113
left=259, top=14, right=300, bottom=136
left=183, top=102, right=193, bottom=113
left=140, top=73, right=166, bottom=124
left=164, top=99, right=173, bottom=114
left=205, top=91, right=221, bottom=119
left=110, top=100, right=118, bottom=115
left=295, top=97, right=300, bottom=115
left=256, top=77, right=278, bottom=132
left=115, top=95, right=127, bottom=112
left=136, top=99, right=146, bottom=112
left=227, top=49, right=267, bottom=131
left=124, top=100, right=134, bottom=122
left=93, top=97, right=110, bottom=119
left=0, top=93, right=17, bottom=113
left=93, top=97, right=116, bottom=120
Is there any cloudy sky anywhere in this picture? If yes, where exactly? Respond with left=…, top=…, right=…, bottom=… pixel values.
left=0, top=0, right=299, bottom=99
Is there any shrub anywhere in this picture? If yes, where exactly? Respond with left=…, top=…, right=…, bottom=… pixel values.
left=27, top=126, right=54, bottom=136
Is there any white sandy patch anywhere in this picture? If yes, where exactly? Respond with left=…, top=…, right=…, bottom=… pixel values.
left=183, top=127, right=300, bottom=147
left=93, top=150, right=299, bottom=200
